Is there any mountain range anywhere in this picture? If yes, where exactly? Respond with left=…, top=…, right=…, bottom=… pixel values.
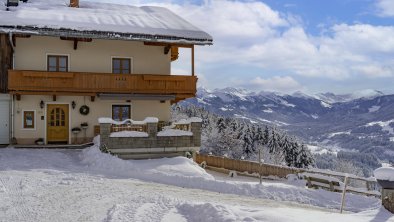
left=181, top=87, right=394, bottom=162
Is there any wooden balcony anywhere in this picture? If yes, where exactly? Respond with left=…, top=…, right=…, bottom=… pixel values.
left=8, top=70, right=197, bottom=101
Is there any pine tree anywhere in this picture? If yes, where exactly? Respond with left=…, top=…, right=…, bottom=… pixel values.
left=281, top=137, right=293, bottom=167
left=216, top=117, right=226, bottom=134
left=243, top=126, right=253, bottom=155
left=263, top=126, right=269, bottom=145
left=294, top=143, right=314, bottom=168
left=268, top=128, right=279, bottom=154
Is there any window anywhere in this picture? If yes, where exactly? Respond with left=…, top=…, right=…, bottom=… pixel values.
left=112, top=58, right=131, bottom=74
left=23, top=110, right=35, bottom=129
left=49, top=107, right=66, bottom=127
left=47, top=55, right=68, bottom=72
left=112, top=105, right=131, bottom=121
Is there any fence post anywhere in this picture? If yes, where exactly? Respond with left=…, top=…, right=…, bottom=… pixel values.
left=366, top=181, right=371, bottom=191
left=340, top=176, right=349, bottom=213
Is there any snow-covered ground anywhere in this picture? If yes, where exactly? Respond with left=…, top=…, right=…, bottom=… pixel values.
left=366, top=119, right=394, bottom=134
left=0, top=144, right=393, bottom=222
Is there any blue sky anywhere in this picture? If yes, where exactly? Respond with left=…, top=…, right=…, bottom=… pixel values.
left=89, top=0, right=394, bottom=94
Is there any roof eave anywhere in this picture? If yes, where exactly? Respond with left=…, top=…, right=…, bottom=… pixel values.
left=0, top=26, right=213, bottom=46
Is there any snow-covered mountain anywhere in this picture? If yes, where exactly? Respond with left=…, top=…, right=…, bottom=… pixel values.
left=182, top=87, right=394, bottom=162
left=315, top=89, right=385, bottom=104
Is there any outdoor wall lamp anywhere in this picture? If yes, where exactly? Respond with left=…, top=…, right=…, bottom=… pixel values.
left=40, top=100, right=45, bottom=109
left=71, top=101, right=76, bottom=109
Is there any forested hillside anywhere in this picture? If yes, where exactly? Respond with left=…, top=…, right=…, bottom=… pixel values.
left=173, top=104, right=385, bottom=176
left=172, top=105, right=314, bottom=168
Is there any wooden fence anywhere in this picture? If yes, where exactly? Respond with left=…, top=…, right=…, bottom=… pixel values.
left=195, top=153, right=304, bottom=178
left=195, top=153, right=379, bottom=196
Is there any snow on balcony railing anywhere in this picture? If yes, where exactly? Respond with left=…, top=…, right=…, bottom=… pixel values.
left=99, top=117, right=201, bottom=138
left=99, top=117, right=202, bottom=155
left=157, top=117, right=202, bottom=137
left=99, top=117, right=158, bottom=133
left=110, top=131, right=149, bottom=138
left=162, top=117, right=202, bottom=131
left=157, top=129, right=193, bottom=137
left=98, top=117, right=159, bottom=125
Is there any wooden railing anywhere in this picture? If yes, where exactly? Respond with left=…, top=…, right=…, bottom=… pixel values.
left=195, top=154, right=379, bottom=195
left=8, top=70, right=197, bottom=101
left=111, top=124, right=147, bottom=133
left=195, top=153, right=302, bottom=178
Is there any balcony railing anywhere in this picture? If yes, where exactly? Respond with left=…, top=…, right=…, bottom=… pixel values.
left=8, top=70, right=197, bottom=101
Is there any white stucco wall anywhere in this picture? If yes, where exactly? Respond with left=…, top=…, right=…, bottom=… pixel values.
left=14, top=36, right=171, bottom=74
left=14, top=95, right=171, bottom=144
left=12, top=36, right=174, bottom=144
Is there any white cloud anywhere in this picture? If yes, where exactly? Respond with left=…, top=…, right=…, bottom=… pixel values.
left=376, top=0, right=394, bottom=17
left=160, top=0, right=289, bottom=42
left=91, top=0, right=394, bottom=82
left=159, top=1, right=394, bottom=80
left=246, top=76, right=302, bottom=93
left=245, top=24, right=394, bottom=79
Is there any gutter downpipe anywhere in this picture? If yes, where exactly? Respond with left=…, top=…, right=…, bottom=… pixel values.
left=8, top=32, right=15, bottom=142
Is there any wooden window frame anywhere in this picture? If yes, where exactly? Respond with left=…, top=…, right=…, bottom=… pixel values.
left=112, top=105, right=131, bottom=121
left=112, top=57, right=132, bottom=74
left=22, top=110, right=36, bottom=130
left=49, top=107, right=66, bottom=127
left=47, top=55, right=69, bottom=72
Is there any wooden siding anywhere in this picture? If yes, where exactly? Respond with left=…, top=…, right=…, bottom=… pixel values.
left=8, top=70, right=197, bottom=101
left=0, top=34, right=13, bottom=93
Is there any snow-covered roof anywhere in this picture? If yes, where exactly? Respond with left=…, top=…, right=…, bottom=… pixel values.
left=0, top=0, right=213, bottom=45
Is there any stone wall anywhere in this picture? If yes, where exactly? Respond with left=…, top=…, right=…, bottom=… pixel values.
left=382, top=189, right=394, bottom=213
left=99, top=120, right=202, bottom=159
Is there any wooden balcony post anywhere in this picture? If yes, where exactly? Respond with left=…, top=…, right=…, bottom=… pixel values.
left=191, top=45, right=195, bottom=76
left=0, top=34, right=13, bottom=93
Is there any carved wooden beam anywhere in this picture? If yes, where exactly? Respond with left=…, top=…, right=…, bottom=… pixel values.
left=171, top=46, right=179, bottom=61
left=144, top=42, right=193, bottom=48
left=60, top=37, right=92, bottom=50
left=164, top=45, right=171, bottom=55
left=73, top=39, right=78, bottom=50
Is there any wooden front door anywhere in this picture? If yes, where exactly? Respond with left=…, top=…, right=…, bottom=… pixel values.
left=47, top=104, right=69, bottom=143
